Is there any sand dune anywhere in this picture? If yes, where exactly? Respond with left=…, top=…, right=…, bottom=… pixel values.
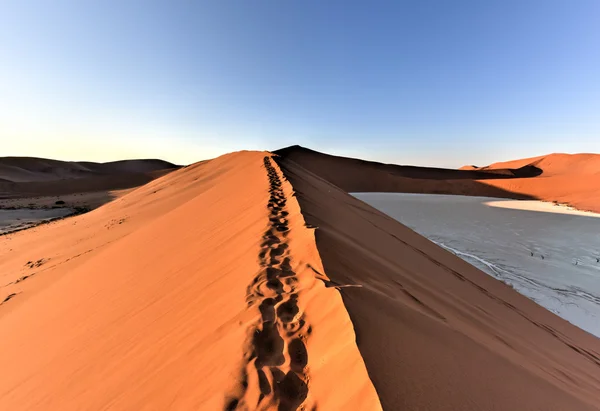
left=470, top=153, right=600, bottom=212
left=0, top=157, right=177, bottom=183
left=0, top=157, right=178, bottom=202
left=0, top=152, right=379, bottom=410
left=276, top=145, right=542, bottom=181
left=1, top=149, right=599, bottom=410
left=276, top=146, right=600, bottom=213
left=482, top=153, right=600, bottom=175
left=276, top=155, right=600, bottom=410
left=274, top=145, right=541, bottom=200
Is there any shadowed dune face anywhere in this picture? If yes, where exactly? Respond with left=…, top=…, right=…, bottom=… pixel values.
left=276, top=155, right=600, bottom=411
left=0, top=172, right=169, bottom=198
left=275, top=145, right=543, bottom=180
left=275, top=146, right=600, bottom=213
left=274, top=145, right=540, bottom=200
left=0, top=157, right=180, bottom=200
left=0, top=157, right=178, bottom=183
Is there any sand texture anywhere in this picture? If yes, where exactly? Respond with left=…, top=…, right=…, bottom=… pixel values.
left=0, top=149, right=599, bottom=410
left=0, top=152, right=379, bottom=410
left=276, top=155, right=600, bottom=410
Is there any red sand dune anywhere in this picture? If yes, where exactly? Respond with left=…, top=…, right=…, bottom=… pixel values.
left=275, top=146, right=600, bottom=213
left=277, top=155, right=600, bottom=410
left=458, top=164, right=479, bottom=170
left=472, top=153, right=600, bottom=212
left=0, top=150, right=599, bottom=410
left=483, top=153, right=600, bottom=175
left=0, top=152, right=379, bottom=410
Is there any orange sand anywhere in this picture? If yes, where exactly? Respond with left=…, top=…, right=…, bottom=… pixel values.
left=0, top=152, right=379, bottom=410
left=277, top=155, right=600, bottom=410
left=473, top=153, right=600, bottom=212
left=1, top=149, right=599, bottom=410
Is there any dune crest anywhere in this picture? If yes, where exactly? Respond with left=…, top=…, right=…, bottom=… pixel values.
left=0, top=152, right=379, bottom=410
left=276, top=154, right=600, bottom=410
left=276, top=145, right=600, bottom=213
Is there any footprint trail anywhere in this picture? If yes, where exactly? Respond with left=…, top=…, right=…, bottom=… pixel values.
left=226, top=156, right=312, bottom=411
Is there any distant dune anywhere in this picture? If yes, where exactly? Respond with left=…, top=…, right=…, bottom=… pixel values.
left=1, top=150, right=599, bottom=410
left=0, top=157, right=179, bottom=199
left=457, top=164, right=479, bottom=170
left=276, top=153, right=600, bottom=410
left=275, top=145, right=542, bottom=182
left=470, top=153, right=600, bottom=213
left=481, top=153, right=600, bottom=175
left=275, top=146, right=600, bottom=213
left=0, top=157, right=177, bottom=183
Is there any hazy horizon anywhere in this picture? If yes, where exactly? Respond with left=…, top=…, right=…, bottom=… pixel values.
left=2, top=144, right=596, bottom=170
left=2, top=1, right=599, bottom=168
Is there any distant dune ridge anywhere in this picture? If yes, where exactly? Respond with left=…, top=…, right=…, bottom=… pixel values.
left=0, top=148, right=599, bottom=410
left=275, top=154, right=600, bottom=410
left=0, top=157, right=179, bottom=199
left=0, top=157, right=177, bottom=182
left=275, top=145, right=600, bottom=213
left=275, top=145, right=543, bottom=181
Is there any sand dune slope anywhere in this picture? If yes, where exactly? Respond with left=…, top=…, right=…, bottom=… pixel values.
left=0, top=152, right=379, bottom=410
left=277, top=156, right=600, bottom=410
left=0, top=157, right=177, bottom=182
left=472, top=153, right=600, bottom=212
left=275, top=145, right=541, bottom=181
left=483, top=153, right=600, bottom=175
left=275, top=145, right=541, bottom=200
left=276, top=146, right=600, bottom=213
left=0, top=157, right=179, bottom=200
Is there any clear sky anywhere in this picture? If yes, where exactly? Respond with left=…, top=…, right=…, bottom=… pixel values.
left=1, top=1, right=599, bottom=167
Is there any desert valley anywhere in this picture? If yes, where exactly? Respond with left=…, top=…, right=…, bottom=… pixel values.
left=1, top=146, right=600, bottom=410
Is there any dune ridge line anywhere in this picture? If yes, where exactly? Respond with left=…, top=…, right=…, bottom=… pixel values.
left=225, top=155, right=382, bottom=410
left=226, top=157, right=311, bottom=410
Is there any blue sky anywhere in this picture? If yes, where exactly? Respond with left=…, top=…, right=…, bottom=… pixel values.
left=1, top=1, right=599, bottom=167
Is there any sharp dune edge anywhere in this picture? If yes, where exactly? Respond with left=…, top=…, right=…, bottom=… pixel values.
left=275, top=155, right=600, bottom=410
left=0, top=150, right=599, bottom=410
left=0, top=152, right=380, bottom=410
left=276, top=146, right=600, bottom=213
